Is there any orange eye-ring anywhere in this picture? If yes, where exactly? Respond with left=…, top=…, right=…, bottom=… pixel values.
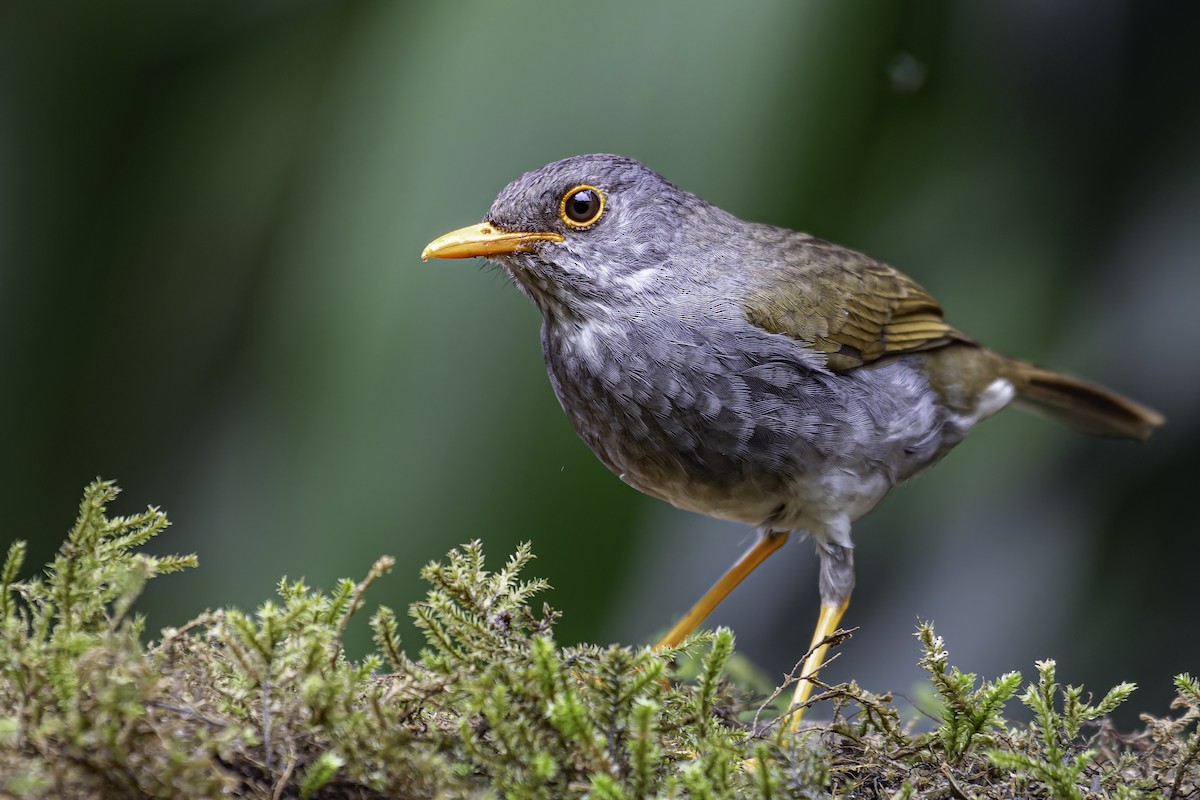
left=559, top=184, right=605, bottom=228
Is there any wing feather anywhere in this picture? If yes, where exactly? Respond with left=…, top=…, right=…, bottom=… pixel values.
left=741, top=235, right=968, bottom=371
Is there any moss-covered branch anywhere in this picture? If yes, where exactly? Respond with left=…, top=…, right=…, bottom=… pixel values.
left=0, top=481, right=1196, bottom=798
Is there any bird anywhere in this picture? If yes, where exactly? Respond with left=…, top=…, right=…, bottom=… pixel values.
left=421, top=154, right=1163, bottom=725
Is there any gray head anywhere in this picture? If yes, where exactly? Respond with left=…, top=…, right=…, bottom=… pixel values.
left=422, top=154, right=730, bottom=321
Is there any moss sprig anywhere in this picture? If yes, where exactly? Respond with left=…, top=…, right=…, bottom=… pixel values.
left=916, top=620, right=1022, bottom=762
left=985, top=659, right=1137, bottom=799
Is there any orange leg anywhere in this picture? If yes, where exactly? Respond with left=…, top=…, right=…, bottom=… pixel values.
left=787, top=597, right=850, bottom=729
left=653, top=530, right=789, bottom=650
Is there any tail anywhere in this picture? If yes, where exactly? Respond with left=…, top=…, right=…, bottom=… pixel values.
left=1006, top=360, right=1164, bottom=441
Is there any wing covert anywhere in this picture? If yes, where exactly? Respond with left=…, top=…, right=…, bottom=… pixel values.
left=741, top=240, right=966, bottom=371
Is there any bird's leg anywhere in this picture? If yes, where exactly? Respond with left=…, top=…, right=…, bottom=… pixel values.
left=653, top=529, right=789, bottom=650
left=787, top=539, right=854, bottom=728
left=786, top=596, right=850, bottom=729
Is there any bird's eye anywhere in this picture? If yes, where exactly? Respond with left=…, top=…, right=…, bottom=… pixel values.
left=559, top=184, right=605, bottom=228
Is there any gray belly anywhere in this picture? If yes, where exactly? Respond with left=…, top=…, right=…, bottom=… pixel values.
left=542, top=316, right=960, bottom=531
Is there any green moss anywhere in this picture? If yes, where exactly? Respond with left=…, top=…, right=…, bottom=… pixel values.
left=0, top=480, right=1197, bottom=798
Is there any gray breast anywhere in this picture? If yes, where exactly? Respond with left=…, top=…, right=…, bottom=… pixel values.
left=541, top=310, right=956, bottom=528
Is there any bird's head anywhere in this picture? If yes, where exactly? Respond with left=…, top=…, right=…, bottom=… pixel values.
left=422, top=154, right=715, bottom=321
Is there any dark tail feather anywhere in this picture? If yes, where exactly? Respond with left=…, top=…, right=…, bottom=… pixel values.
left=1008, top=362, right=1164, bottom=441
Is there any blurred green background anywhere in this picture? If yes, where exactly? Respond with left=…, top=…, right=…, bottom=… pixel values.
left=2, top=1, right=1198, bottom=722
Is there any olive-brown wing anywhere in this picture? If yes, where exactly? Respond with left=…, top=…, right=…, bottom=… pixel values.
left=741, top=241, right=967, bottom=372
